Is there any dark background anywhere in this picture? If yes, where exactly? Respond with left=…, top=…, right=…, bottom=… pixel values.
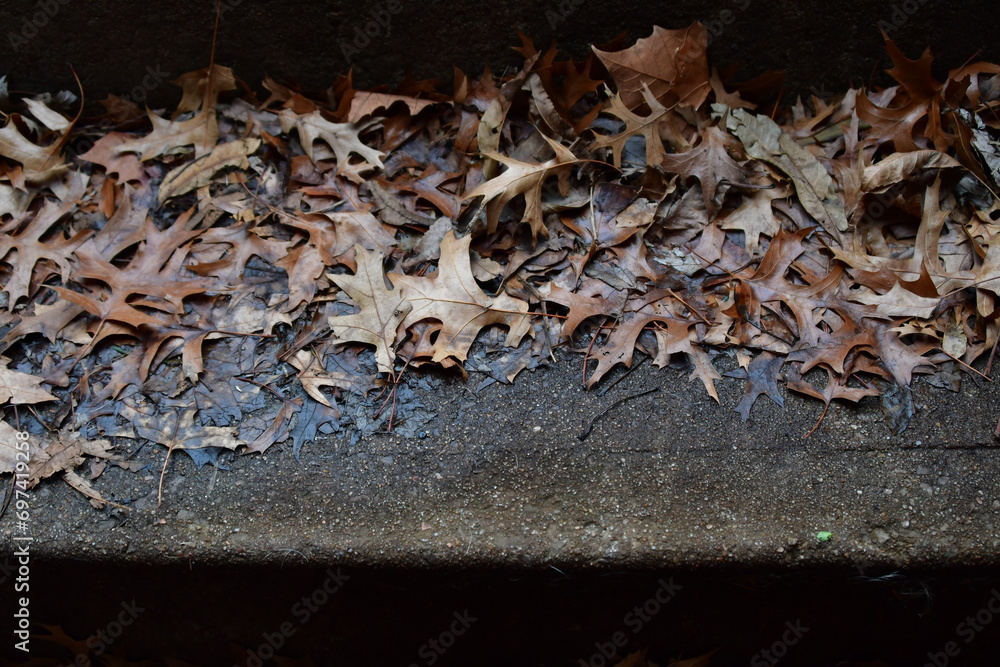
left=2, top=0, right=999, bottom=104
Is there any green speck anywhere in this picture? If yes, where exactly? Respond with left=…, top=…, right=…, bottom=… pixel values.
left=816, top=531, right=833, bottom=542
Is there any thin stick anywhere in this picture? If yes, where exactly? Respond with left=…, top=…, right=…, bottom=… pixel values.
left=577, top=387, right=659, bottom=441
left=597, top=356, right=647, bottom=397
left=940, top=349, right=993, bottom=382
left=157, top=446, right=175, bottom=506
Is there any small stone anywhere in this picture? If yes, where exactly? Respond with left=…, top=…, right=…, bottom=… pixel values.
left=872, top=528, right=890, bottom=544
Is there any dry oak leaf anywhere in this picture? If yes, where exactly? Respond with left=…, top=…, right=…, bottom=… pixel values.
left=0, top=101, right=70, bottom=182
left=278, top=109, right=385, bottom=183
left=287, top=350, right=354, bottom=410
left=831, top=175, right=950, bottom=286
left=284, top=210, right=397, bottom=266
left=591, top=86, right=675, bottom=169
left=184, top=222, right=291, bottom=285
left=171, top=64, right=238, bottom=116
left=538, top=277, right=627, bottom=339
left=114, top=108, right=220, bottom=161
left=465, top=134, right=581, bottom=238
left=0, top=357, right=57, bottom=404
left=720, top=228, right=845, bottom=351
left=390, top=231, right=532, bottom=364
left=719, top=175, right=790, bottom=256
left=0, top=421, right=26, bottom=474
left=77, top=132, right=146, bottom=182
left=0, top=183, right=31, bottom=218
left=347, top=91, right=437, bottom=123
left=0, top=424, right=117, bottom=507
left=111, top=65, right=235, bottom=161
left=586, top=289, right=720, bottom=399
left=659, top=124, right=746, bottom=216
left=119, top=401, right=242, bottom=452
left=849, top=282, right=940, bottom=319
left=860, top=149, right=961, bottom=193
left=0, top=199, right=89, bottom=305
left=51, top=217, right=214, bottom=329
left=157, top=137, right=261, bottom=202
left=21, top=432, right=114, bottom=486
left=855, top=38, right=999, bottom=153
left=327, top=244, right=412, bottom=374
left=718, top=104, right=848, bottom=234
left=593, top=23, right=711, bottom=110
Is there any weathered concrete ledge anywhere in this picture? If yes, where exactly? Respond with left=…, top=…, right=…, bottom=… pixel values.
left=7, top=359, right=999, bottom=570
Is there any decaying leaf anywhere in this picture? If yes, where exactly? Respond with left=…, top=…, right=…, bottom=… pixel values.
left=328, top=245, right=412, bottom=373
left=593, top=23, right=711, bottom=109
left=0, top=100, right=71, bottom=182
left=157, top=137, right=261, bottom=201
left=0, top=357, right=57, bottom=405
left=278, top=109, right=385, bottom=182
left=465, top=134, right=582, bottom=238
left=391, top=231, right=532, bottom=364
left=717, top=104, right=849, bottom=234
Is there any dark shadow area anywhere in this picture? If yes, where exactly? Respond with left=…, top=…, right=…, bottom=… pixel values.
left=6, top=561, right=1000, bottom=666
left=1, top=0, right=999, bottom=105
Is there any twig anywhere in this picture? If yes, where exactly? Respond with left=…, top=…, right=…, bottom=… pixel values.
left=940, top=349, right=993, bottom=382
left=597, top=356, right=647, bottom=397
left=577, top=387, right=659, bottom=441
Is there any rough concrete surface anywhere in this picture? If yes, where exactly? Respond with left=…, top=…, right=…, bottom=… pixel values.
left=4, top=356, right=1000, bottom=664
left=6, top=355, right=999, bottom=569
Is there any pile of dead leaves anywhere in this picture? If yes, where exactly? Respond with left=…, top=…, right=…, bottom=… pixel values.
left=2, top=23, right=1000, bottom=505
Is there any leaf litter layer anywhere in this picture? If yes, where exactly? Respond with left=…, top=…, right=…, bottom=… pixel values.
left=2, top=22, right=1000, bottom=506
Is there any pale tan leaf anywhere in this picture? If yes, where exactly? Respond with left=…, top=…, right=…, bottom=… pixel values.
left=464, top=134, right=580, bottom=238
left=0, top=358, right=57, bottom=404
left=288, top=350, right=353, bottom=409
left=718, top=104, right=848, bottom=233
left=0, top=114, right=68, bottom=181
left=861, top=149, right=961, bottom=192
left=391, top=231, right=531, bottom=363
left=592, top=87, right=673, bottom=169
left=0, top=421, right=26, bottom=475
left=719, top=177, right=791, bottom=256
left=114, top=108, right=219, bottom=160
left=347, top=91, right=436, bottom=123
left=157, top=137, right=260, bottom=201
left=0, top=184, right=30, bottom=217
left=278, top=109, right=384, bottom=183
left=942, top=318, right=967, bottom=357
left=23, top=98, right=71, bottom=131
left=119, top=402, right=241, bottom=450
left=849, top=282, right=940, bottom=318
left=62, top=470, right=111, bottom=509
left=327, top=245, right=412, bottom=374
